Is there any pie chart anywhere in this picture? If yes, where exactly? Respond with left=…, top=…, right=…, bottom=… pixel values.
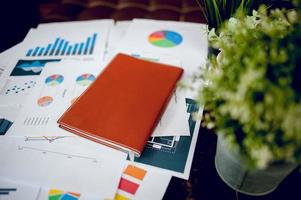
left=148, top=30, right=183, bottom=47
left=37, top=96, right=53, bottom=107
left=48, top=189, right=80, bottom=200
left=76, top=73, right=96, bottom=86
left=45, top=74, right=64, bottom=86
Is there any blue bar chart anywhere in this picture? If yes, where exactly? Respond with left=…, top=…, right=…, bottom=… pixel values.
left=25, top=33, right=97, bottom=57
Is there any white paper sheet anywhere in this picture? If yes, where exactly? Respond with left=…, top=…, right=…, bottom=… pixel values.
left=25, top=20, right=113, bottom=62
left=106, top=21, right=131, bottom=58
left=0, top=105, right=22, bottom=123
left=7, top=60, right=102, bottom=137
left=0, top=136, right=127, bottom=199
left=0, top=43, right=25, bottom=98
left=152, top=88, right=190, bottom=137
left=0, top=20, right=113, bottom=107
left=115, top=19, right=208, bottom=76
left=0, top=42, right=24, bottom=70
left=134, top=101, right=203, bottom=180
left=0, top=178, right=40, bottom=200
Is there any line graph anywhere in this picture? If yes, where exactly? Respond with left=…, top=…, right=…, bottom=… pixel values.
left=17, top=146, right=99, bottom=163
left=24, top=136, right=69, bottom=143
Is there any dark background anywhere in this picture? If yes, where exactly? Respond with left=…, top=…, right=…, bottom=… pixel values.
left=163, top=126, right=301, bottom=200
left=0, top=0, right=207, bottom=53
left=0, top=1, right=40, bottom=52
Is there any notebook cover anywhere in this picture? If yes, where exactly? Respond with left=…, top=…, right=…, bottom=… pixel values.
left=58, top=53, right=183, bottom=156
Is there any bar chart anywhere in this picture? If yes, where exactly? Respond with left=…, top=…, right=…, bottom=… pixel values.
left=0, top=188, right=17, bottom=196
left=115, top=164, right=147, bottom=200
left=0, top=118, right=13, bottom=135
left=25, top=33, right=97, bottom=57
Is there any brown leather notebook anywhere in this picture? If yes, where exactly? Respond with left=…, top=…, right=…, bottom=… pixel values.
left=58, top=53, right=183, bottom=157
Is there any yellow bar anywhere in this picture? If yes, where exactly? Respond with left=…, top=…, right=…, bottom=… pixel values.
left=115, top=193, right=129, bottom=200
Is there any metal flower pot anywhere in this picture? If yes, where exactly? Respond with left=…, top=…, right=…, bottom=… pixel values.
left=215, top=134, right=298, bottom=196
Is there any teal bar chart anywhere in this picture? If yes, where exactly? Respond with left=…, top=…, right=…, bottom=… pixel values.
left=25, top=33, right=97, bottom=57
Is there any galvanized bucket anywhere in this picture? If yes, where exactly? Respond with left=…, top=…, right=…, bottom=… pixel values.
left=215, top=134, right=298, bottom=196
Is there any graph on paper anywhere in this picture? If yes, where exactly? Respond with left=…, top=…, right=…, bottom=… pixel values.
left=25, top=33, right=97, bottom=57
left=0, top=79, right=36, bottom=95
left=134, top=98, right=199, bottom=174
left=0, top=188, right=17, bottom=196
left=115, top=164, right=147, bottom=200
left=0, top=179, right=40, bottom=200
left=0, top=118, right=13, bottom=135
left=45, top=74, right=64, bottom=86
left=148, top=30, right=183, bottom=48
left=10, top=59, right=60, bottom=76
left=37, top=96, right=54, bottom=107
left=76, top=73, right=95, bottom=86
left=17, top=146, right=99, bottom=163
left=48, top=189, right=80, bottom=200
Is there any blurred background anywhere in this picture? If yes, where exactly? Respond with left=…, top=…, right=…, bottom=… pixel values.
left=0, top=0, right=206, bottom=53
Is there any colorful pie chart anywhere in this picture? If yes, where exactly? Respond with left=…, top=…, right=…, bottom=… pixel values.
left=76, top=73, right=96, bottom=86
left=148, top=30, right=183, bottom=47
left=45, top=74, right=64, bottom=86
left=48, top=189, right=80, bottom=200
left=37, top=96, right=53, bottom=107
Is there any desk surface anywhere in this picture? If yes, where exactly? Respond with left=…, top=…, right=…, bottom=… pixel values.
left=163, top=126, right=301, bottom=200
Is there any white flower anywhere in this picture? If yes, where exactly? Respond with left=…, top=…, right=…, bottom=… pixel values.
left=250, top=146, right=273, bottom=169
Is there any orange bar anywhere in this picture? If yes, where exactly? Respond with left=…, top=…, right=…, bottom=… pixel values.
left=124, top=164, right=147, bottom=181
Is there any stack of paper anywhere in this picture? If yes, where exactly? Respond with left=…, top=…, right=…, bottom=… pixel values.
left=0, top=19, right=208, bottom=200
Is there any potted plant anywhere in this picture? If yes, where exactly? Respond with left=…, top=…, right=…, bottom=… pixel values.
left=198, top=0, right=261, bottom=29
left=197, top=0, right=292, bottom=57
left=197, top=1, right=301, bottom=196
left=198, top=0, right=292, bottom=29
